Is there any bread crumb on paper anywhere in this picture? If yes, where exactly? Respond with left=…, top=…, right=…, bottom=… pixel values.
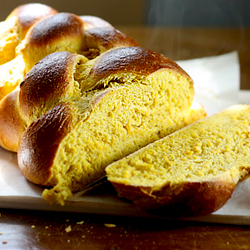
left=65, top=225, right=72, bottom=233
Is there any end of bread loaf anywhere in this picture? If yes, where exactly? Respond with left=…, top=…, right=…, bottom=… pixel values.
left=106, top=104, right=250, bottom=218
left=16, top=49, right=206, bottom=205
left=0, top=3, right=57, bottom=66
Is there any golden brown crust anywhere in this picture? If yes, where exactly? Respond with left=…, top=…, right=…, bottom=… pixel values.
left=111, top=179, right=236, bottom=218
left=19, top=51, right=83, bottom=119
left=25, top=12, right=84, bottom=46
left=0, top=90, right=26, bottom=152
left=91, top=46, right=191, bottom=81
left=84, top=27, right=139, bottom=51
left=21, top=13, right=86, bottom=71
left=7, top=3, right=58, bottom=39
left=18, top=103, right=73, bottom=185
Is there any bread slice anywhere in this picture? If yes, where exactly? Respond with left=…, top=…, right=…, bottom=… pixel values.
left=16, top=48, right=206, bottom=205
left=106, top=105, right=250, bottom=218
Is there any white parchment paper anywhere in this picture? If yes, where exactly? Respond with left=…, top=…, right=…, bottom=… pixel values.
left=1, top=51, right=250, bottom=224
left=177, top=51, right=240, bottom=115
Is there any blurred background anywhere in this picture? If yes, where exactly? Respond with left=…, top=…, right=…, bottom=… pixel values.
left=1, top=0, right=250, bottom=27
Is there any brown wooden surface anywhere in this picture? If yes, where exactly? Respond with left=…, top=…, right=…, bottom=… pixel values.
left=1, top=27, right=250, bottom=249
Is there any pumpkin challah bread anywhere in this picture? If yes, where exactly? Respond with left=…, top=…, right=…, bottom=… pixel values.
left=0, top=7, right=133, bottom=100
left=106, top=105, right=250, bottom=218
left=11, top=47, right=207, bottom=205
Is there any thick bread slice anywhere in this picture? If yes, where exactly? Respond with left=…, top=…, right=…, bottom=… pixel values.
left=106, top=105, right=250, bottom=218
left=17, top=48, right=206, bottom=205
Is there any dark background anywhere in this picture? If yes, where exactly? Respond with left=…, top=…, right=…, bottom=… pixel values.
left=1, top=0, right=250, bottom=27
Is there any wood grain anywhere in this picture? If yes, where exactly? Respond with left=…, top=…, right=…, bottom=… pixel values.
left=1, top=209, right=250, bottom=250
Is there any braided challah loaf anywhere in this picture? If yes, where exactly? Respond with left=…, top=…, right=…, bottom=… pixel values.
left=0, top=4, right=207, bottom=205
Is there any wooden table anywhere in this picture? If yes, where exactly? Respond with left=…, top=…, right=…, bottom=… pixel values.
left=1, top=27, right=250, bottom=250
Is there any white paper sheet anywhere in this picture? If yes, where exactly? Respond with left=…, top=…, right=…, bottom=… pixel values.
left=177, top=51, right=240, bottom=115
left=1, top=51, right=250, bottom=225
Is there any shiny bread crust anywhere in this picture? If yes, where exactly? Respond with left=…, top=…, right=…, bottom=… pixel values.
left=21, top=13, right=139, bottom=72
left=7, top=3, right=58, bottom=39
left=80, top=15, right=113, bottom=29
left=84, top=27, right=139, bottom=51
left=18, top=103, right=73, bottom=185
left=91, top=46, right=190, bottom=80
left=24, top=12, right=84, bottom=46
left=19, top=51, right=83, bottom=119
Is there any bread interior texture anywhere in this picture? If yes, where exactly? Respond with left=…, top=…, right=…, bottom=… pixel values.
left=0, top=17, right=25, bottom=99
left=0, top=16, right=20, bottom=65
left=42, top=55, right=203, bottom=205
left=106, top=105, right=250, bottom=191
left=0, top=54, right=25, bottom=99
